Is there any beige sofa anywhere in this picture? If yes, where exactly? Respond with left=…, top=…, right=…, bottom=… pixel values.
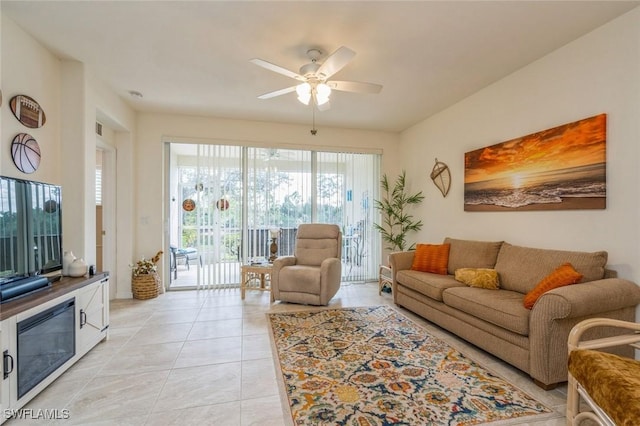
left=389, top=238, right=640, bottom=389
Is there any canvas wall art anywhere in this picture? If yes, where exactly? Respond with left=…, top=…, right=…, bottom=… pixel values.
left=464, top=114, right=606, bottom=211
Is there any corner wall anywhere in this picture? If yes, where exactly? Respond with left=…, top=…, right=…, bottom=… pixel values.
left=1, top=15, right=136, bottom=299
left=400, top=8, right=640, bottom=284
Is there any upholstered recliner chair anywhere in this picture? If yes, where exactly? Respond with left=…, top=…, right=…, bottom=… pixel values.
left=271, top=223, right=342, bottom=306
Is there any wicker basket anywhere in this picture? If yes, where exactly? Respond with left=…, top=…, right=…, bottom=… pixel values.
left=132, top=273, right=159, bottom=300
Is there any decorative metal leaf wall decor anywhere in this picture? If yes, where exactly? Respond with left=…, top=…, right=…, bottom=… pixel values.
left=430, top=158, right=451, bottom=197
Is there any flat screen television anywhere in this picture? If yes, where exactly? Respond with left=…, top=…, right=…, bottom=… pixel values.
left=0, top=176, right=63, bottom=285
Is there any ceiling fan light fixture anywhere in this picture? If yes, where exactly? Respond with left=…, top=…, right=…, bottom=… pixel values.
left=315, top=83, right=331, bottom=105
left=316, top=83, right=331, bottom=98
left=296, top=83, right=311, bottom=105
left=316, top=95, right=330, bottom=106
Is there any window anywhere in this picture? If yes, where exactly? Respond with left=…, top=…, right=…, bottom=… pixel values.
left=168, top=142, right=380, bottom=289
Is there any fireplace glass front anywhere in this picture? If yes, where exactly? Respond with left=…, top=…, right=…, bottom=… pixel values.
left=17, top=298, right=75, bottom=398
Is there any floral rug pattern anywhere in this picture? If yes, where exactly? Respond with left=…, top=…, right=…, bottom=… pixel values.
left=268, top=306, right=552, bottom=425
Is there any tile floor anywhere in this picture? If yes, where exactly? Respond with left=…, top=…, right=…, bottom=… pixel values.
left=12, top=283, right=569, bottom=425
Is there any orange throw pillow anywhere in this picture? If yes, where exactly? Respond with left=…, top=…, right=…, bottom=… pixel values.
left=523, top=263, right=583, bottom=309
left=411, top=243, right=450, bottom=275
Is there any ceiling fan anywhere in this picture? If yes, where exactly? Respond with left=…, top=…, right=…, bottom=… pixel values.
left=250, top=46, right=382, bottom=111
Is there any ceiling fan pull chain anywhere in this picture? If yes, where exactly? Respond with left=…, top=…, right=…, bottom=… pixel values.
left=311, top=105, right=318, bottom=136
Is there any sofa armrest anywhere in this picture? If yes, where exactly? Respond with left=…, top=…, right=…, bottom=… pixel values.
left=528, top=278, right=640, bottom=386
left=532, top=278, right=640, bottom=320
left=388, top=251, right=414, bottom=273
left=388, top=251, right=415, bottom=303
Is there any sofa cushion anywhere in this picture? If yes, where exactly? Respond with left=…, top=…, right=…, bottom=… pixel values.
left=569, top=349, right=640, bottom=426
left=455, top=268, right=500, bottom=289
left=494, top=242, right=607, bottom=294
left=396, top=270, right=464, bottom=301
left=411, top=243, right=450, bottom=274
left=443, top=287, right=530, bottom=335
left=523, top=263, right=583, bottom=309
left=444, top=238, right=503, bottom=275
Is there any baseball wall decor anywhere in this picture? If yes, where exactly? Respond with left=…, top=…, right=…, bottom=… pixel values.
left=10, top=94, right=47, bottom=128
left=11, top=133, right=41, bottom=174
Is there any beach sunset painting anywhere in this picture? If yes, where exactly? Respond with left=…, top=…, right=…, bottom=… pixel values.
left=464, top=114, right=606, bottom=211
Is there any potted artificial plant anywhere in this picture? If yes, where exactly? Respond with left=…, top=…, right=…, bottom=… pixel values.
left=374, top=170, right=424, bottom=292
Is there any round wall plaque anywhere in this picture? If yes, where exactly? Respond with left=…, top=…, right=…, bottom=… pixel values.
left=44, top=199, right=59, bottom=213
left=216, top=198, right=230, bottom=211
left=11, top=133, right=41, bottom=174
left=182, top=199, right=196, bottom=212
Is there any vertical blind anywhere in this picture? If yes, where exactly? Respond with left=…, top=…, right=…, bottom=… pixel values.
left=169, top=143, right=380, bottom=289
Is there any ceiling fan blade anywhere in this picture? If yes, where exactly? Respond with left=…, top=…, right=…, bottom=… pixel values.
left=250, top=58, right=305, bottom=81
left=328, top=80, right=383, bottom=94
left=317, top=46, right=356, bottom=79
left=257, top=86, right=297, bottom=99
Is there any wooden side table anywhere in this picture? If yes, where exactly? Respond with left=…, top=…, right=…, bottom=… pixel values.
left=379, top=265, right=392, bottom=295
left=241, top=263, right=274, bottom=301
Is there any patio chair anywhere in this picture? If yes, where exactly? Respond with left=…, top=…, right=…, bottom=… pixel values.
left=169, top=245, right=201, bottom=280
left=271, top=223, right=342, bottom=306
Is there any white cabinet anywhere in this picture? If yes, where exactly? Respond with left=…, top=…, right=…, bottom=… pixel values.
left=0, top=274, right=109, bottom=424
left=0, top=321, right=11, bottom=420
left=76, top=277, right=109, bottom=357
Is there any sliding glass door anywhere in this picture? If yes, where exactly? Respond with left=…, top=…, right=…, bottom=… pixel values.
left=167, top=142, right=379, bottom=290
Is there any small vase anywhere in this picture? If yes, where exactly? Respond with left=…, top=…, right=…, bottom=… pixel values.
left=69, top=258, right=88, bottom=277
left=62, top=251, right=76, bottom=276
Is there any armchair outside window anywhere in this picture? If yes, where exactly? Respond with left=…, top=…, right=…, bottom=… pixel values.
left=271, top=223, right=342, bottom=306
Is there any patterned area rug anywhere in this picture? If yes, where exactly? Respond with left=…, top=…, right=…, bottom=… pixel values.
left=267, top=306, right=552, bottom=426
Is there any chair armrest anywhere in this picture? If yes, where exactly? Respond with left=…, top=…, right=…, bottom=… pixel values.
left=271, top=256, right=296, bottom=298
left=320, top=257, right=342, bottom=303
left=320, top=257, right=342, bottom=278
left=568, top=318, right=640, bottom=352
left=272, top=256, right=296, bottom=272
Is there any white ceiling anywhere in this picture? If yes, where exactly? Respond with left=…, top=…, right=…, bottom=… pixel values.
left=2, top=1, right=638, bottom=133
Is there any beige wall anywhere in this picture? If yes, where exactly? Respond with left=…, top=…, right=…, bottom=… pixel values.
left=1, top=17, right=61, bottom=181
left=1, top=15, right=136, bottom=299
left=400, top=8, right=640, bottom=287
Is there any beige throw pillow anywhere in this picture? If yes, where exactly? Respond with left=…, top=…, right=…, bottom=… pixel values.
left=455, top=268, right=500, bottom=290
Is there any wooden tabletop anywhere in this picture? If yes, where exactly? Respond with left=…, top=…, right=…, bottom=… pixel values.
left=0, top=272, right=109, bottom=320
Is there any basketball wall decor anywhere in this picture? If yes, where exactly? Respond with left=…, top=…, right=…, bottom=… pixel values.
left=11, top=133, right=41, bottom=174
left=10, top=95, right=47, bottom=128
